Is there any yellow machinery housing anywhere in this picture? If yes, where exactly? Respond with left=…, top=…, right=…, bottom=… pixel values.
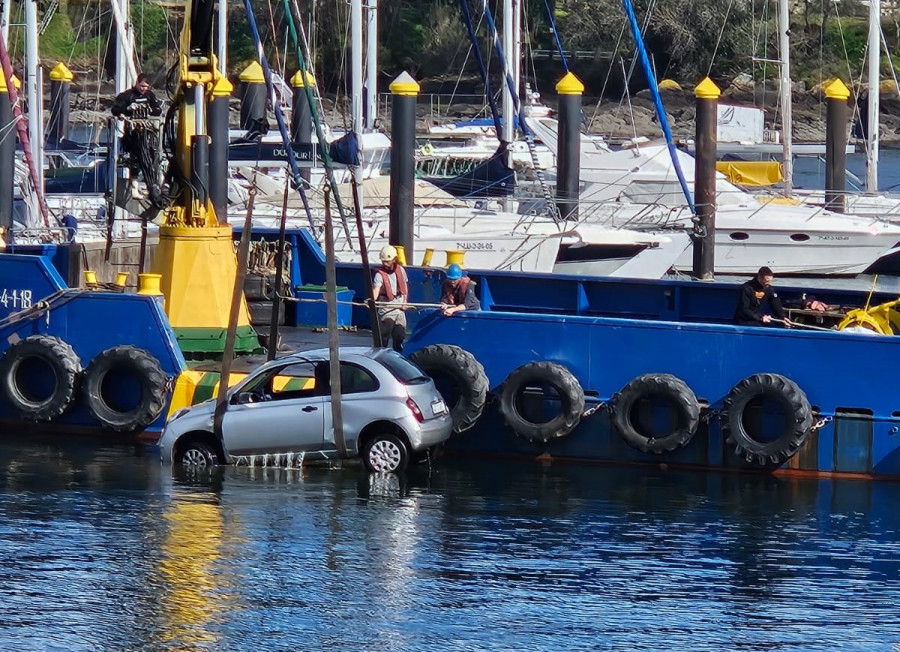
left=150, top=0, right=257, bottom=357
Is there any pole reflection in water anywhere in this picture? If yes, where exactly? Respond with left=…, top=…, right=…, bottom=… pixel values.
left=0, top=437, right=899, bottom=651
left=157, top=481, right=233, bottom=648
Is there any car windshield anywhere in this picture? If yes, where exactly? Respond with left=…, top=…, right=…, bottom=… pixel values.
left=376, top=350, right=431, bottom=385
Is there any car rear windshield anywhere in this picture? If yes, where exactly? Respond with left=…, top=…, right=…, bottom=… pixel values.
left=377, top=350, right=431, bottom=385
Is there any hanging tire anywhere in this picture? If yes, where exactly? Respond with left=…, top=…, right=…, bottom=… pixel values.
left=499, top=361, right=584, bottom=442
left=83, top=346, right=168, bottom=432
left=609, top=373, right=700, bottom=454
left=408, top=344, right=488, bottom=433
left=720, top=373, right=813, bottom=466
left=0, top=335, right=81, bottom=421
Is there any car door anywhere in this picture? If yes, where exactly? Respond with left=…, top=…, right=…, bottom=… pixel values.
left=222, top=362, right=326, bottom=456
left=319, top=361, right=382, bottom=452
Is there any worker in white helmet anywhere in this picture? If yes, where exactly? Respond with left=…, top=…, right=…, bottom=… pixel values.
left=372, top=244, right=409, bottom=352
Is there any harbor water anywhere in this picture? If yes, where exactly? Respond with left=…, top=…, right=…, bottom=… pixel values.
left=1, top=436, right=899, bottom=650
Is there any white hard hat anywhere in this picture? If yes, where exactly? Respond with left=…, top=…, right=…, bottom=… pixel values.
left=379, top=244, right=398, bottom=262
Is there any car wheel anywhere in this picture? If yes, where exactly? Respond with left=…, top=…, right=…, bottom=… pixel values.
left=178, top=441, right=219, bottom=468
left=363, top=434, right=409, bottom=473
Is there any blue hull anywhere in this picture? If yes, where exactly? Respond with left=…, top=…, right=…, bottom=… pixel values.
left=0, top=254, right=186, bottom=434
left=404, top=310, right=900, bottom=478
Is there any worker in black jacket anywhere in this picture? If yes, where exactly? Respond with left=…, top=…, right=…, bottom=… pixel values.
left=734, top=266, right=790, bottom=326
left=111, top=74, right=162, bottom=118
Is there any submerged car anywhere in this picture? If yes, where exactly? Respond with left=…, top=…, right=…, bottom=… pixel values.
left=159, top=347, right=453, bottom=473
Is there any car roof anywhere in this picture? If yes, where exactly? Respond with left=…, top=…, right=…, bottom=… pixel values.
left=278, top=346, right=385, bottom=363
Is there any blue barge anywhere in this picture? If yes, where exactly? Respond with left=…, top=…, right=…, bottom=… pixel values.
left=0, top=254, right=186, bottom=437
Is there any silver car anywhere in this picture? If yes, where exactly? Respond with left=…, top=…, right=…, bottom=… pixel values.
left=158, top=347, right=453, bottom=473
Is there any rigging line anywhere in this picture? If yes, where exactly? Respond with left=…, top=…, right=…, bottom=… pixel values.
left=591, top=19, right=627, bottom=130
left=542, top=0, right=568, bottom=72
left=620, top=57, right=638, bottom=142
left=283, top=0, right=353, bottom=241
left=706, top=0, right=736, bottom=76
left=242, top=0, right=317, bottom=235
left=620, top=0, right=695, bottom=214
left=459, top=0, right=502, bottom=139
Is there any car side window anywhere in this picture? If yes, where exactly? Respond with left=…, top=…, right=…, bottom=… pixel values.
left=267, top=362, right=317, bottom=401
left=340, top=362, right=379, bottom=394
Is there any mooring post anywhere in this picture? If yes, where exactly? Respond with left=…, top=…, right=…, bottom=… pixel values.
left=47, top=62, right=72, bottom=145
left=693, top=77, right=719, bottom=281
left=556, top=71, right=584, bottom=221
left=290, top=70, right=314, bottom=183
left=208, top=75, right=232, bottom=224
left=0, top=66, right=15, bottom=244
left=389, top=71, right=418, bottom=262
left=825, top=79, right=850, bottom=214
left=238, top=61, right=266, bottom=130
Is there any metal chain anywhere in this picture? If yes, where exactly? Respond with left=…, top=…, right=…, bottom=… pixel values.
left=581, top=402, right=606, bottom=419
left=811, top=416, right=833, bottom=432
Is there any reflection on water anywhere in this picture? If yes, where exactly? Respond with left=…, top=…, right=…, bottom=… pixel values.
left=0, top=437, right=899, bottom=650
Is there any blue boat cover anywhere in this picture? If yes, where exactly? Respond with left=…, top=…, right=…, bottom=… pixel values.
left=329, top=132, right=360, bottom=166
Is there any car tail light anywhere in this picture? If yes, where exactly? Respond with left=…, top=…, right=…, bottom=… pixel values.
left=406, top=397, right=424, bottom=423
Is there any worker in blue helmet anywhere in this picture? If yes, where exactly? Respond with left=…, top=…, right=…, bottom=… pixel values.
left=440, top=263, right=481, bottom=317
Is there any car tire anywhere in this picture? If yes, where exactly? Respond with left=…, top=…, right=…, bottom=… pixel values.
left=178, top=440, right=219, bottom=468
left=363, top=434, right=409, bottom=473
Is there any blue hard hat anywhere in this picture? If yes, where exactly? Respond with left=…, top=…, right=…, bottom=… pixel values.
left=446, top=263, right=463, bottom=280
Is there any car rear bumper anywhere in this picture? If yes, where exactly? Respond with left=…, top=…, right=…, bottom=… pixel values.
left=407, top=414, right=454, bottom=451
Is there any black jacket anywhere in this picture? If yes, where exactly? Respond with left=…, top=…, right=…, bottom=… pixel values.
left=111, top=88, right=162, bottom=117
left=734, top=278, right=786, bottom=325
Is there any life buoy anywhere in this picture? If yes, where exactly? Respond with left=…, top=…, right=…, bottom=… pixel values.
left=720, top=373, right=813, bottom=466
left=0, top=335, right=81, bottom=421
left=408, top=344, right=488, bottom=433
left=83, top=346, right=168, bottom=432
left=499, top=361, right=584, bottom=442
left=609, top=373, right=700, bottom=454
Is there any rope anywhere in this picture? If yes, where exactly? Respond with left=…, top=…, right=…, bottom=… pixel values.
left=706, top=0, right=736, bottom=76
left=459, top=0, right=503, bottom=139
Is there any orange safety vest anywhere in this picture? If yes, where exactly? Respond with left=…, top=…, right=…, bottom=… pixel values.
left=441, top=276, right=471, bottom=305
left=376, top=265, right=408, bottom=301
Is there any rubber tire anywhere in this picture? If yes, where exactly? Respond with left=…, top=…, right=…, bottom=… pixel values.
left=177, top=440, right=219, bottom=468
left=363, top=433, right=410, bottom=473
left=409, top=344, right=488, bottom=433
left=499, top=361, right=585, bottom=442
left=0, top=335, right=81, bottom=421
left=84, top=346, right=168, bottom=432
left=610, top=373, right=700, bottom=454
left=721, top=373, right=813, bottom=466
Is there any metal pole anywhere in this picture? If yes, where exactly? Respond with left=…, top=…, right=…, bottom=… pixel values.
left=0, top=72, right=14, bottom=239
left=214, top=188, right=256, bottom=437
left=825, top=79, right=850, bottom=213
left=217, top=0, right=228, bottom=76
left=1, top=0, right=10, bottom=45
left=351, top=0, right=364, bottom=209
left=365, top=0, right=378, bottom=130
left=324, top=186, right=346, bottom=456
left=238, top=62, right=267, bottom=130
left=501, top=0, right=514, bottom=146
left=47, top=63, right=73, bottom=145
left=693, top=77, right=719, bottom=281
left=268, top=179, right=290, bottom=361
left=291, top=70, right=313, bottom=183
left=778, top=0, right=792, bottom=197
left=208, top=77, right=232, bottom=223
left=389, top=72, right=417, bottom=261
left=555, top=72, right=583, bottom=221
left=866, top=0, right=881, bottom=193
left=24, top=0, right=42, bottom=196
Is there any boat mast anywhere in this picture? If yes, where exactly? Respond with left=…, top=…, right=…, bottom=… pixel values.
left=351, top=0, right=364, bottom=208
left=365, top=0, right=377, bottom=130
left=866, top=0, right=880, bottom=193
left=778, top=0, right=792, bottom=197
left=24, top=0, right=43, bottom=198
left=1, top=0, right=10, bottom=44
left=501, top=0, right=517, bottom=146
left=218, top=0, right=227, bottom=75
